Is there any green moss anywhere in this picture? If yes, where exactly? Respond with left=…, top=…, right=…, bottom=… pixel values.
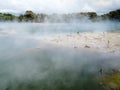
left=104, top=73, right=120, bottom=85
left=100, top=70, right=120, bottom=90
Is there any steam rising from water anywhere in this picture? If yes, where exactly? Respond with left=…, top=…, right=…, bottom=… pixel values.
left=0, top=21, right=120, bottom=37
left=0, top=41, right=120, bottom=90
left=0, top=22, right=120, bottom=90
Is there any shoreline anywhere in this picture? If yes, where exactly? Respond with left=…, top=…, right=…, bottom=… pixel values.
left=37, top=31, right=120, bottom=53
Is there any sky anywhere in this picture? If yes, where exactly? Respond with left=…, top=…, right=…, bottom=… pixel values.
left=0, top=0, right=120, bottom=14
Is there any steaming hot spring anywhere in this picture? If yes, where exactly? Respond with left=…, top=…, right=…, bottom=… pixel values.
left=0, top=22, right=120, bottom=90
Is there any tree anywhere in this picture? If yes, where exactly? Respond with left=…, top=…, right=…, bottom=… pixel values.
left=24, top=11, right=36, bottom=22
left=101, top=9, right=120, bottom=21
left=0, top=13, right=15, bottom=21
left=18, top=14, right=24, bottom=22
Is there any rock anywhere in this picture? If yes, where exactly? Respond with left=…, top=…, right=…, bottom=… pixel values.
left=74, top=46, right=77, bottom=48
left=108, top=82, right=118, bottom=90
left=77, top=32, right=79, bottom=34
left=118, top=69, right=120, bottom=72
left=85, top=45, right=90, bottom=48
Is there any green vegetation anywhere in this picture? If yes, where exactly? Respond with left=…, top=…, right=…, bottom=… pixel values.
left=0, top=13, right=16, bottom=21
left=102, top=9, right=120, bottom=21
left=99, top=69, right=120, bottom=90
left=0, top=9, right=120, bottom=22
left=18, top=11, right=36, bottom=22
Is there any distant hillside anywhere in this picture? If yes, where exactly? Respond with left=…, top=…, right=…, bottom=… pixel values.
left=0, top=9, right=120, bottom=22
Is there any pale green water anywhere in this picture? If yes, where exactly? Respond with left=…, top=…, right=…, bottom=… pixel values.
left=0, top=22, right=120, bottom=36
left=0, top=22, right=120, bottom=90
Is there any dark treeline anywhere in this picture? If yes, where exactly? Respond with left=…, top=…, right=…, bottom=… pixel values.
left=0, top=9, right=120, bottom=22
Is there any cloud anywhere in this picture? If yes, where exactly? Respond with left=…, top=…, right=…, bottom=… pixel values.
left=0, top=0, right=120, bottom=14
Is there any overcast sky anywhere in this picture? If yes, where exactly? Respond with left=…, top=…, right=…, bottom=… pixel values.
left=0, top=0, right=120, bottom=14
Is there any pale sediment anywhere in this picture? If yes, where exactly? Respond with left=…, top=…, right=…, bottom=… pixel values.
left=37, top=32, right=120, bottom=53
